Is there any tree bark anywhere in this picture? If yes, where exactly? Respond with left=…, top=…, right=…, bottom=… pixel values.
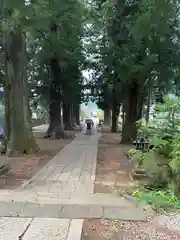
left=3, top=83, right=11, bottom=141
left=70, top=104, right=76, bottom=127
left=111, top=80, right=120, bottom=133
left=46, top=91, right=62, bottom=139
left=111, top=102, right=119, bottom=133
left=4, top=28, right=39, bottom=156
left=121, top=82, right=142, bottom=144
left=104, top=107, right=111, bottom=125
left=75, top=104, right=80, bottom=125
left=121, top=103, right=125, bottom=129
left=46, top=59, right=64, bottom=139
left=145, top=89, right=151, bottom=123
left=63, top=102, right=74, bottom=130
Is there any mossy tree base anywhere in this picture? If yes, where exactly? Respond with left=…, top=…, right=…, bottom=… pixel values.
left=64, top=122, right=74, bottom=131
left=45, top=123, right=64, bottom=139
left=8, top=131, right=39, bottom=157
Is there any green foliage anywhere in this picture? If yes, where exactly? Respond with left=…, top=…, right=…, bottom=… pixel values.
left=155, top=97, right=180, bottom=133
left=1, top=0, right=86, bottom=100
left=131, top=0, right=180, bottom=91
left=138, top=97, right=180, bottom=157
left=130, top=150, right=145, bottom=167
left=135, top=119, right=145, bottom=129
left=131, top=0, right=176, bottom=43
left=2, top=0, right=180, bottom=144
left=132, top=189, right=180, bottom=211
left=130, top=97, right=180, bottom=195
left=90, top=0, right=180, bottom=132
left=170, top=134, right=180, bottom=172
left=130, top=149, right=172, bottom=186
left=127, top=148, right=137, bottom=158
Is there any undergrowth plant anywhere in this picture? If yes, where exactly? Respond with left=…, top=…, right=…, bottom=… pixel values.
left=138, top=97, right=180, bottom=157
left=128, top=97, right=180, bottom=209
left=132, top=189, right=180, bottom=211
left=170, top=134, right=180, bottom=172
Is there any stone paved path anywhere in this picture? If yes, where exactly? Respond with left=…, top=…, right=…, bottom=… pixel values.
left=0, top=128, right=148, bottom=239
left=22, top=129, right=100, bottom=194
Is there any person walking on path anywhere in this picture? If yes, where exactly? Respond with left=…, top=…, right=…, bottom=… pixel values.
left=85, top=118, right=94, bottom=134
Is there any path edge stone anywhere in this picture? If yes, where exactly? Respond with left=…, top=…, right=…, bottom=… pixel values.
left=67, top=219, right=84, bottom=240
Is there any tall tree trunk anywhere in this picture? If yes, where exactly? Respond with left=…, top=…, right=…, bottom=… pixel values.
left=145, top=89, right=151, bottom=123
left=3, top=83, right=11, bottom=141
left=75, top=104, right=80, bottom=125
left=111, top=81, right=119, bottom=133
left=121, top=103, right=125, bottom=130
left=46, top=59, right=64, bottom=139
left=4, top=28, right=39, bottom=156
left=111, top=102, right=119, bottom=133
left=63, top=102, right=74, bottom=130
left=70, top=104, right=76, bottom=127
left=121, top=82, right=142, bottom=144
left=104, top=107, right=111, bottom=125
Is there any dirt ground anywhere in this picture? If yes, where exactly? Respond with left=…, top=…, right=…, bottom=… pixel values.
left=0, top=128, right=79, bottom=189
left=94, top=129, right=134, bottom=194
left=82, top=217, right=180, bottom=240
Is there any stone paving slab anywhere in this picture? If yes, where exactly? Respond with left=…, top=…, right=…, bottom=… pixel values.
left=20, top=202, right=63, bottom=218
left=60, top=204, right=104, bottom=219
left=0, top=201, right=23, bottom=217
left=103, top=206, right=147, bottom=221
left=66, top=219, right=84, bottom=240
left=0, top=217, right=83, bottom=240
left=0, top=201, right=147, bottom=220
left=23, top=218, right=70, bottom=240
left=0, top=217, right=33, bottom=240
left=0, top=191, right=139, bottom=205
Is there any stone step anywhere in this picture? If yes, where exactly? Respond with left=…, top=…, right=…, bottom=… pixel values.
left=0, top=190, right=137, bottom=206
left=0, top=192, right=147, bottom=220
left=0, top=200, right=147, bottom=220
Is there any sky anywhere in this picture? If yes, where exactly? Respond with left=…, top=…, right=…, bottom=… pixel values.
left=81, top=70, right=98, bottom=116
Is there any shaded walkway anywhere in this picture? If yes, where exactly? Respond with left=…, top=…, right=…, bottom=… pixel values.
left=0, top=128, right=148, bottom=239
left=22, top=129, right=101, bottom=194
